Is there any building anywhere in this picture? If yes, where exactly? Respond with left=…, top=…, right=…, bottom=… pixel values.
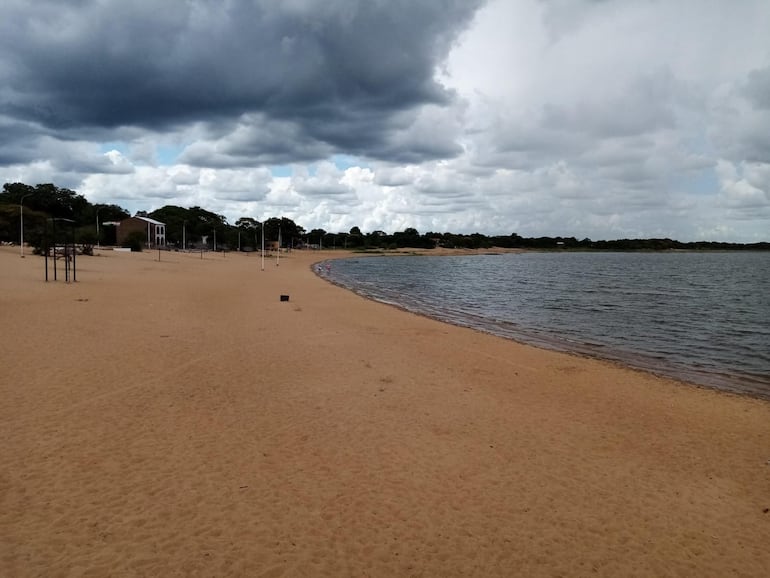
left=116, top=216, right=166, bottom=248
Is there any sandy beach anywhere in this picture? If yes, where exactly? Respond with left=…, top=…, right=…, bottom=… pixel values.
left=1, top=245, right=769, bottom=577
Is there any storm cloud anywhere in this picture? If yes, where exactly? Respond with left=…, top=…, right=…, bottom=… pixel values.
left=1, top=0, right=480, bottom=165
left=1, top=0, right=769, bottom=242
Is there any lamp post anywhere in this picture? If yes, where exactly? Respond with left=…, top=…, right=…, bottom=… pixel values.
left=20, top=193, right=32, bottom=258
left=95, top=207, right=102, bottom=250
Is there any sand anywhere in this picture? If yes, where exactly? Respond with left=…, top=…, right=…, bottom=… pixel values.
left=1, top=245, right=769, bottom=577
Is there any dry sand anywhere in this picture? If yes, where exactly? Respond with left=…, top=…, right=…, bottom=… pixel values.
left=1, top=245, right=769, bottom=577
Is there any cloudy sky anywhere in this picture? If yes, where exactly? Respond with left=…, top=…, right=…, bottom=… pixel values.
left=1, top=0, right=769, bottom=241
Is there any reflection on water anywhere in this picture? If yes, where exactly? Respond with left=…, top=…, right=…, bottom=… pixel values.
left=319, top=251, right=770, bottom=400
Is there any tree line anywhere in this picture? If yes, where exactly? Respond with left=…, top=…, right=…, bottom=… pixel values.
left=1, top=182, right=768, bottom=252
left=0, top=183, right=129, bottom=251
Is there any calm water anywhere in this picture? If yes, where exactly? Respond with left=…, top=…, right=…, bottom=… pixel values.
left=317, top=252, right=770, bottom=399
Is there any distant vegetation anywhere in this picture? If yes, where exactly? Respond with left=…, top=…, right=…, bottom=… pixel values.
left=0, top=182, right=129, bottom=250
left=1, top=181, right=768, bottom=252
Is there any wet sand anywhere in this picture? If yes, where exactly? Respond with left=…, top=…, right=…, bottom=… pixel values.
left=1, top=245, right=769, bottom=577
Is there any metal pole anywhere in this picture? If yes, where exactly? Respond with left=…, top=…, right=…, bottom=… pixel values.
left=261, top=225, right=265, bottom=271
left=183, top=220, right=186, bottom=251
left=19, top=201, right=24, bottom=257
left=65, top=225, right=70, bottom=283
left=71, top=223, right=76, bottom=282
left=213, top=229, right=216, bottom=252
left=276, top=226, right=281, bottom=266
left=20, top=193, right=32, bottom=257
left=96, top=207, right=101, bottom=250
left=53, top=219, right=58, bottom=281
left=44, top=219, right=49, bottom=281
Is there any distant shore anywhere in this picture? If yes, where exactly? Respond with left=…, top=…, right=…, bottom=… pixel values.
left=2, top=245, right=769, bottom=577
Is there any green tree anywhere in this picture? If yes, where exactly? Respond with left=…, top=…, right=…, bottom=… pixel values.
left=365, top=230, right=388, bottom=248
left=393, top=227, right=432, bottom=248
left=235, top=217, right=260, bottom=230
left=92, top=203, right=130, bottom=246
left=347, top=226, right=364, bottom=248
left=2, top=182, right=89, bottom=223
left=0, top=182, right=131, bottom=247
left=262, top=217, right=302, bottom=248
left=124, top=231, right=146, bottom=252
left=308, top=228, right=327, bottom=246
left=148, top=205, right=189, bottom=247
left=0, top=203, right=47, bottom=246
left=235, top=217, right=261, bottom=251
left=75, top=226, right=97, bottom=255
left=149, top=205, right=228, bottom=248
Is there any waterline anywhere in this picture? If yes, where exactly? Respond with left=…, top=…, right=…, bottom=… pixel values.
left=318, top=252, right=770, bottom=400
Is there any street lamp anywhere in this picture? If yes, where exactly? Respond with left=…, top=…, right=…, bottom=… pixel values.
left=20, top=193, right=32, bottom=258
left=95, top=207, right=102, bottom=250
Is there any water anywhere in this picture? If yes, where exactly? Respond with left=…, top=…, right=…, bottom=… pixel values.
left=317, top=252, right=770, bottom=400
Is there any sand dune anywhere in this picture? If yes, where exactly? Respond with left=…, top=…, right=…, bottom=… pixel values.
left=1, top=245, right=769, bottom=577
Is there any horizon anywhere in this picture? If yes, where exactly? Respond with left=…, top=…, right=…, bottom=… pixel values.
left=4, top=187, right=769, bottom=246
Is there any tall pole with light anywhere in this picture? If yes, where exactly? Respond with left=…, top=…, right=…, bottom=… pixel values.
left=95, top=207, right=102, bottom=250
left=20, top=193, right=32, bottom=258
left=276, top=225, right=281, bottom=266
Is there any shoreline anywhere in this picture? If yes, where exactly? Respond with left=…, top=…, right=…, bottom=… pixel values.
left=315, top=249, right=770, bottom=402
left=2, top=246, right=769, bottom=576
left=317, top=267, right=761, bottom=402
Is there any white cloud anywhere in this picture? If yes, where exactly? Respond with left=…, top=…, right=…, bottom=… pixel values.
left=1, top=0, right=769, bottom=242
left=716, top=160, right=770, bottom=211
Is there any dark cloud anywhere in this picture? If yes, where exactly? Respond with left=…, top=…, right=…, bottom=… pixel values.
left=1, top=0, right=482, bottom=165
left=294, top=181, right=356, bottom=200
left=0, top=115, right=134, bottom=173
left=744, top=66, right=770, bottom=110
left=179, top=113, right=334, bottom=167
left=0, top=118, right=45, bottom=165
left=2, top=0, right=767, bottom=243
left=59, top=150, right=136, bottom=174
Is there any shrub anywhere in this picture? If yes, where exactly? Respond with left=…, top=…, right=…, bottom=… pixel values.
left=124, top=231, right=145, bottom=252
